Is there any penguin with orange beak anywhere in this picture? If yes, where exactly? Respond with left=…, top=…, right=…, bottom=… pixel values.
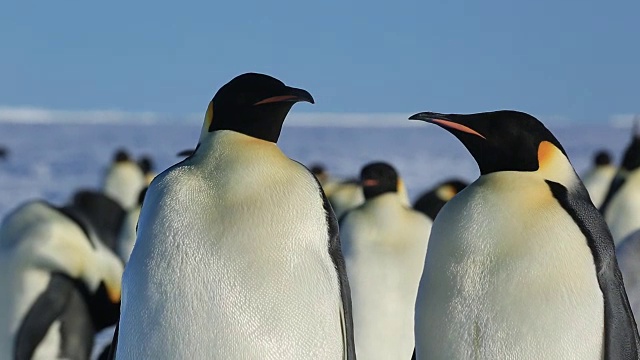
left=410, top=110, right=639, bottom=359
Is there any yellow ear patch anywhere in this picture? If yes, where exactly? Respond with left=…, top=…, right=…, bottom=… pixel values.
left=536, top=140, right=576, bottom=185
left=537, top=141, right=557, bottom=170
left=204, top=100, right=214, bottom=130
left=436, top=185, right=457, bottom=201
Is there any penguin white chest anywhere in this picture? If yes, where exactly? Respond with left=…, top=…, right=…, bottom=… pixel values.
left=117, top=136, right=344, bottom=359
left=415, top=172, right=604, bottom=360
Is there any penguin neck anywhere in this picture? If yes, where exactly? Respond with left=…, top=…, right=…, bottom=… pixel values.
left=196, top=130, right=282, bottom=163
left=364, top=192, right=403, bottom=208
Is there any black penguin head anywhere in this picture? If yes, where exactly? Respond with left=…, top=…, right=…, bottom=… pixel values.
left=594, top=150, right=612, bottom=166
left=202, top=73, right=314, bottom=143
left=620, top=134, right=640, bottom=172
left=409, top=110, right=567, bottom=176
left=113, top=149, right=130, bottom=163
left=360, top=162, right=399, bottom=200
left=137, top=155, right=154, bottom=173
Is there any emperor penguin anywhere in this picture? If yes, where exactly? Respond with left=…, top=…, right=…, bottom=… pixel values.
left=102, top=149, right=146, bottom=210
left=409, top=110, right=640, bottom=359
left=412, top=178, right=468, bottom=220
left=581, top=150, right=617, bottom=208
left=109, top=73, right=356, bottom=359
left=600, top=132, right=640, bottom=245
left=0, top=200, right=123, bottom=360
left=340, top=162, right=431, bottom=360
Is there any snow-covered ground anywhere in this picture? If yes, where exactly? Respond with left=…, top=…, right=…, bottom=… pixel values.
left=0, top=121, right=633, bottom=221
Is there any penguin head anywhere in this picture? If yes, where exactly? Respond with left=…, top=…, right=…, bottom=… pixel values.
left=594, top=150, right=612, bottom=166
left=360, top=162, right=399, bottom=200
left=200, top=73, right=314, bottom=143
left=620, top=134, right=640, bottom=172
left=138, top=155, right=154, bottom=174
left=410, top=110, right=571, bottom=180
left=113, top=148, right=130, bottom=163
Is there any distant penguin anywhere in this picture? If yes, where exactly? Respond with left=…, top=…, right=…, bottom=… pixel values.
left=116, top=187, right=147, bottom=263
left=0, top=200, right=123, bottom=360
left=330, top=175, right=410, bottom=219
left=0, top=146, right=8, bottom=160
left=340, top=162, right=431, bottom=360
left=102, top=149, right=146, bottom=210
left=412, top=179, right=468, bottom=220
left=600, top=131, right=640, bottom=244
left=581, top=150, right=617, bottom=208
left=410, top=110, right=639, bottom=359
left=137, top=155, right=156, bottom=185
left=616, top=229, right=640, bottom=332
left=328, top=179, right=365, bottom=219
left=110, top=73, right=355, bottom=359
left=310, top=163, right=341, bottom=197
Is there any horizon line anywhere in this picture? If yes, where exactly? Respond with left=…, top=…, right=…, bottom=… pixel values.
left=0, top=105, right=638, bottom=128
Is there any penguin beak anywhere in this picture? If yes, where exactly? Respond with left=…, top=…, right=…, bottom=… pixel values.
left=177, top=149, right=195, bottom=157
left=409, top=112, right=486, bottom=140
left=253, top=87, right=315, bottom=106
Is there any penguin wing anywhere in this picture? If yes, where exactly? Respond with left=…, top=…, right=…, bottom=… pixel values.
left=14, top=273, right=75, bottom=360
left=547, top=180, right=640, bottom=359
left=323, top=191, right=357, bottom=360
left=57, top=286, right=94, bottom=359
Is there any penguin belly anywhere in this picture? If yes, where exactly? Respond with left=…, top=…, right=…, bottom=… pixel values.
left=343, top=196, right=430, bottom=360
left=116, top=141, right=344, bottom=359
left=415, top=173, right=604, bottom=359
left=605, top=172, right=640, bottom=244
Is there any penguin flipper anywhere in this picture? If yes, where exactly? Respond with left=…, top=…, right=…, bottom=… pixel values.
left=14, top=273, right=75, bottom=360
left=323, top=192, right=357, bottom=360
left=547, top=180, right=640, bottom=359
left=58, top=286, right=94, bottom=359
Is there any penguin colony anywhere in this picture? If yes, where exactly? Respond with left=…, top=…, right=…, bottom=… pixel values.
left=1, top=72, right=639, bottom=360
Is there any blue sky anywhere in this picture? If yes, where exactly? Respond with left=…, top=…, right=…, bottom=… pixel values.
left=1, top=0, right=638, bottom=123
